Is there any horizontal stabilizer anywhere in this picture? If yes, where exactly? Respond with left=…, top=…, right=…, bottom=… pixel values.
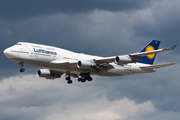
left=140, top=63, right=177, bottom=70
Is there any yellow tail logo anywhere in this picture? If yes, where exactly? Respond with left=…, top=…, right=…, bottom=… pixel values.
left=146, top=45, right=155, bottom=59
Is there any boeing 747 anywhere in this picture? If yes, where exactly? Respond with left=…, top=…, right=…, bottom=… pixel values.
left=3, top=40, right=177, bottom=84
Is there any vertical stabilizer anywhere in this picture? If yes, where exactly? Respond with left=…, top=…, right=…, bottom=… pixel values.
left=137, top=40, right=161, bottom=65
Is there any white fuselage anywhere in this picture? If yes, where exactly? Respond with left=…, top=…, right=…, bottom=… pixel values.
left=4, top=42, right=156, bottom=77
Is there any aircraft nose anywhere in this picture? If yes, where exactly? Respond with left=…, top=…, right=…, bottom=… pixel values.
left=3, top=48, right=12, bottom=58
left=3, top=48, right=9, bottom=56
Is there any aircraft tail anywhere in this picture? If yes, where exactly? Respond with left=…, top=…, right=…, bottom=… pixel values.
left=137, top=40, right=161, bottom=65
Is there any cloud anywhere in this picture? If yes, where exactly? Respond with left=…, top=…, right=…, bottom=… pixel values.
left=42, top=98, right=155, bottom=120
left=1, top=0, right=180, bottom=119
left=1, top=74, right=180, bottom=120
left=0, top=0, right=155, bottom=20
left=1, top=0, right=180, bottom=58
left=132, top=0, right=180, bottom=47
left=0, top=10, right=137, bottom=70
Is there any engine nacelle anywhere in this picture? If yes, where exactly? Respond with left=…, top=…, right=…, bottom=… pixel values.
left=77, top=60, right=92, bottom=69
left=37, top=69, right=60, bottom=79
left=115, top=55, right=132, bottom=65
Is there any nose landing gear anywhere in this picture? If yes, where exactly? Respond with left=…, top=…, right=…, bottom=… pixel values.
left=20, top=68, right=25, bottom=72
left=19, top=62, right=25, bottom=72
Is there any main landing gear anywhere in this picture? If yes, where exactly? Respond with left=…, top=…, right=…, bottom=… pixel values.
left=78, top=73, right=93, bottom=83
left=65, top=76, right=73, bottom=84
left=65, top=73, right=93, bottom=84
left=19, top=62, right=25, bottom=72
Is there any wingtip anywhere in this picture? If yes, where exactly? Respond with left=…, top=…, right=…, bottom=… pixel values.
left=172, top=62, right=177, bottom=65
left=169, top=45, right=177, bottom=50
left=169, top=62, right=177, bottom=66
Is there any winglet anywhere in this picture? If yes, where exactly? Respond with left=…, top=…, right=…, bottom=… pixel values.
left=168, top=45, right=177, bottom=50
left=162, top=44, right=177, bottom=52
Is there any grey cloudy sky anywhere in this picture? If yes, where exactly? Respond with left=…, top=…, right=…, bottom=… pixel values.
left=0, top=0, right=180, bottom=120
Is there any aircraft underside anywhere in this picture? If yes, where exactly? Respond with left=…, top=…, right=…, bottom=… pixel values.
left=11, top=57, right=134, bottom=84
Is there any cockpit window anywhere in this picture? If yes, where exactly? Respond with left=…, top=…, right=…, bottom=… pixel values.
left=15, top=43, right=22, bottom=45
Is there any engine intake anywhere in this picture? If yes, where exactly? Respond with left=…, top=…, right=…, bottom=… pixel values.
left=77, top=60, right=92, bottom=69
left=115, top=55, right=132, bottom=65
left=37, top=69, right=60, bottom=79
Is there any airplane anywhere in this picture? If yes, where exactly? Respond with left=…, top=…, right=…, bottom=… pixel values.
left=3, top=40, right=177, bottom=84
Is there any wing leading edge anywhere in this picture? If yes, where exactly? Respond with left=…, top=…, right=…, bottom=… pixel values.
left=130, top=44, right=177, bottom=58
left=95, top=44, right=177, bottom=65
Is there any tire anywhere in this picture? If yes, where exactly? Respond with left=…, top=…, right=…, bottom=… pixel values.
left=20, top=68, right=25, bottom=72
left=66, top=77, right=70, bottom=80
left=67, top=80, right=73, bottom=84
left=78, top=78, right=82, bottom=82
left=81, top=79, right=86, bottom=83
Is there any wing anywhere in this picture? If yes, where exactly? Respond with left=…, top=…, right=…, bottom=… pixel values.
left=50, top=58, right=115, bottom=72
left=95, top=44, right=177, bottom=64
left=130, top=45, right=177, bottom=58
left=140, top=63, right=177, bottom=70
left=48, top=45, right=176, bottom=74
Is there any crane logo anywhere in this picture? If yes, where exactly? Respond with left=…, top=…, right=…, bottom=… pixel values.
left=146, top=45, right=155, bottom=59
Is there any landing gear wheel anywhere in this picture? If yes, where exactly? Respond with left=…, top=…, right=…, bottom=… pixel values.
left=78, top=78, right=82, bottom=82
left=87, top=77, right=92, bottom=81
left=81, top=78, right=86, bottom=83
left=80, top=73, right=93, bottom=82
left=67, top=80, right=73, bottom=84
left=66, top=76, right=70, bottom=80
left=20, top=68, right=25, bottom=72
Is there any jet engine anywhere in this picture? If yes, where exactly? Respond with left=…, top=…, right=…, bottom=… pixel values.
left=115, top=55, right=132, bottom=65
left=77, top=60, right=93, bottom=69
left=37, top=69, right=60, bottom=79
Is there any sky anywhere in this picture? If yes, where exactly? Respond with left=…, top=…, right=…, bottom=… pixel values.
left=0, top=0, right=180, bottom=120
